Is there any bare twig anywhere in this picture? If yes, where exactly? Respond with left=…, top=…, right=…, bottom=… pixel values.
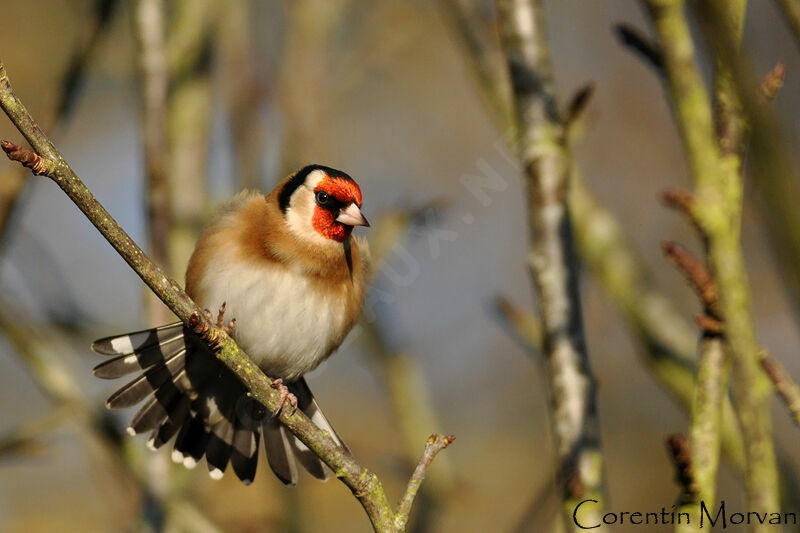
left=613, top=24, right=664, bottom=71
left=394, top=434, right=456, bottom=531
left=660, top=189, right=695, bottom=217
left=493, top=295, right=543, bottom=355
left=660, top=241, right=719, bottom=316
left=710, top=0, right=747, bottom=159
left=569, top=169, right=731, bottom=438
left=0, top=59, right=449, bottom=533
left=360, top=326, right=455, bottom=529
left=644, top=0, right=779, bottom=518
left=661, top=188, right=703, bottom=238
left=693, top=1, right=800, bottom=330
left=662, top=199, right=730, bottom=516
left=563, top=82, right=596, bottom=133
left=0, top=407, right=65, bottom=460
left=495, top=0, right=604, bottom=528
left=759, top=350, right=800, bottom=427
left=695, top=314, right=723, bottom=336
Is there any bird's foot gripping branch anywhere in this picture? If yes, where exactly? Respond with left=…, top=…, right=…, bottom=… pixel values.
left=0, top=58, right=452, bottom=533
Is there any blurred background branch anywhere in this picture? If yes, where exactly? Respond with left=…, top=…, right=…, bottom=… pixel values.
left=644, top=0, right=779, bottom=519
left=495, top=0, right=604, bottom=530
left=0, top=0, right=120, bottom=245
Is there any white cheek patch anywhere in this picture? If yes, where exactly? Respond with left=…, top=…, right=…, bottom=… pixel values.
left=285, top=170, right=338, bottom=247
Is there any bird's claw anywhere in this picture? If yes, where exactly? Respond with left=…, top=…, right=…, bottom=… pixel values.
left=270, top=378, right=298, bottom=417
left=205, top=302, right=236, bottom=335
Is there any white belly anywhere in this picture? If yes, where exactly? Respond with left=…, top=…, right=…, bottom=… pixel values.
left=196, top=256, right=351, bottom=380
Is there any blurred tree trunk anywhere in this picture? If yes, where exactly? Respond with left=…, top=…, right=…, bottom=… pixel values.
left=495, top=0, right=605, bottom=530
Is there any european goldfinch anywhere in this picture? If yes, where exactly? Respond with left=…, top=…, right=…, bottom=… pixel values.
left=92, top=165, right=370, bottom=485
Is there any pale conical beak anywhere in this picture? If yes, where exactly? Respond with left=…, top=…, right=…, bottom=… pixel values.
left=336, top=203, right=370, bottom=227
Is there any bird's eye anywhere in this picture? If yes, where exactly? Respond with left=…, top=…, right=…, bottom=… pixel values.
left=315, top=191, right=330, bottom=205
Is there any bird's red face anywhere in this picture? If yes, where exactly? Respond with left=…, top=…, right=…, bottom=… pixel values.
left=280, top=165, right=369, bottom=245
left=312, top=175, right=366, bottom=242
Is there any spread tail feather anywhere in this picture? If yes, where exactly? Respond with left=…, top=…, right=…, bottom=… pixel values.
left=93, top=325, right=347, bottom=485
left=263, top=377, right=348, bottom=485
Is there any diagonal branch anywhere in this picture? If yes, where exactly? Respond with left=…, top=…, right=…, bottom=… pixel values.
left=0, top=59, right=449, bottom=533
left=614, top=23, right=664, bottom=71
left=759, top=350, right=800, bottom=427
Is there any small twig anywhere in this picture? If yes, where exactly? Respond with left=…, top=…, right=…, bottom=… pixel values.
left=493, top=295, right=543, bottom=355
left=660, top=189, right=694, bottom=214
left=759, top=349, right=800, bottom=427
left=661, top=189, right=708, bottom=248
left=613, top=23, right=663, bottom=71
left=563, top=82, right=596, bottom=132
left=695, top=314, right=723, bottom=336
left=661, top=242, right=719, bottom=317
left=394, top=434, right=455, bottom=531
left=661, top=188, right=698, bottom=224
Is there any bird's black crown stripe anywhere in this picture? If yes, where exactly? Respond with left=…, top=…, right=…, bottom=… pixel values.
left=278, top=164, right=354, bottom=213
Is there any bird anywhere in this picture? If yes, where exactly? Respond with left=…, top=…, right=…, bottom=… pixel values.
left=91, top=164, right=370, bottom=486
